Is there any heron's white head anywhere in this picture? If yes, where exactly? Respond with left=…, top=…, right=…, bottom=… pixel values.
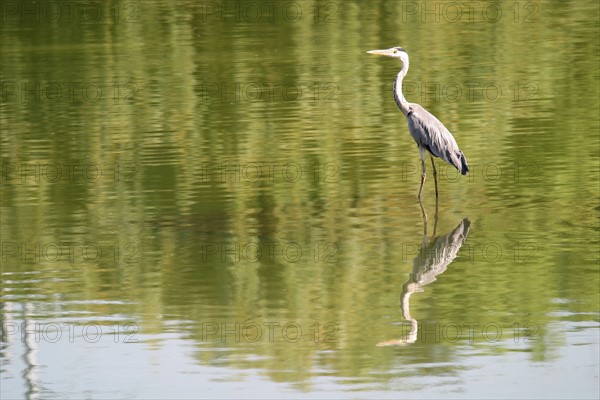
left=367, top=47, right=409, bottom=66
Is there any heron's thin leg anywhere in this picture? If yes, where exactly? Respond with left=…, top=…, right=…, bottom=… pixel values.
left=419, top=198, right=427, bottom=223
left=418, top=148, right=427, bottom=201
left=418, top=155, right=427, bottom=222
left=432, top=200, right=439, bottom=237
left=430, top=155, right=438, bottom=199
left=421, top=204, right=429, bottom=246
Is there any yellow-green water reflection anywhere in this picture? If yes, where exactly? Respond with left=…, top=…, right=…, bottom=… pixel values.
left=1, top=0, right=599, bottom=398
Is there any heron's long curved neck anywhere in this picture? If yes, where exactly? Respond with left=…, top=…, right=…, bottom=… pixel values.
left=393, top=62, right=410, bottom=116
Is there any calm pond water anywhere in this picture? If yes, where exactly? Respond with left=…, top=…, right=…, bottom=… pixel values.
left=1, top=0, right=599, bottom=398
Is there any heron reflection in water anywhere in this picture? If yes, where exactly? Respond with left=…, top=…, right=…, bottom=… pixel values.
left=377, top=213, right=471, bottom=346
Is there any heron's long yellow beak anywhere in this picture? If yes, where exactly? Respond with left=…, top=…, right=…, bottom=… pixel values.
left=367, top=49, right=394, bottom=57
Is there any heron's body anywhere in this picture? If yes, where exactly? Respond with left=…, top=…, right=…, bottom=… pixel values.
left=404, top=104, right=469, bottom=175
left=368, top=47, right=469, bottom=200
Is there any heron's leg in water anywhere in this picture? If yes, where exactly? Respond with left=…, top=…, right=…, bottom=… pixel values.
left=417, top=147, right=428, bottom=221
left=430, top=155, right=438, bottom=199
left=419, top=199, right=427, bottom=222
left=418, top=147, right=427, bottom=201
left=433, top=198, right=439, bottom=237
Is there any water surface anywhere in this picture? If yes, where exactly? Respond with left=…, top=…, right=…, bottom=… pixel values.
left=1, top=1, right=599, bottom=398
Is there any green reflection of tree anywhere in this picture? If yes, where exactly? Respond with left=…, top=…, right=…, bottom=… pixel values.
left=1, top=0, right=598, bottom=390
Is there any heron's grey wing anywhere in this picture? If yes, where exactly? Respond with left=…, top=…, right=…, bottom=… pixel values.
left=407, top=104, right=469, bottom=175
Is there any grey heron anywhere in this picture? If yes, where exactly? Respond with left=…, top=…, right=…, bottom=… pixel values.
left=367, top=47, right=469, bottom=200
